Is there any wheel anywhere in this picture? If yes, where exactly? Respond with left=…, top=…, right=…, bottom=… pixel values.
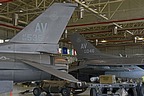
left=61, top=88, right=70, bottom=96
left=33, top=87, right=41, bottom=96
left=90, top=88, right=98, bottom=96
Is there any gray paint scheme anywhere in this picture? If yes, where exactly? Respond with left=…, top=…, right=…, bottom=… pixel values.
left=0, top=3, right=78, bottom=93
left=70, top=33, right=144, bottom=79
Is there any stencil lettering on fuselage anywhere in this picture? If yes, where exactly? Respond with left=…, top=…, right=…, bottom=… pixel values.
left=81, top=43, right=95, bottom=53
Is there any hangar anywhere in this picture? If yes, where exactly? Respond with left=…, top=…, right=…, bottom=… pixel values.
left=0, top=0, right=144, bottom=96
left=0, top=0, right=144, bottom=55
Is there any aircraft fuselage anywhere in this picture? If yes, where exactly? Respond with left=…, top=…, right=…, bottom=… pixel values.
left=0, top=52, right=51, bottom=82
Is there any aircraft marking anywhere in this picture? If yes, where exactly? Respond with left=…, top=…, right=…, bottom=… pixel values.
left=22, top=22, right=48, bottom=41
left=22, top=34, right=42, bottom=41
left=49, top=13, right=59, bottom=21
left=0, top=56, right=9, bottom=60
left=76, top=38, right=81, bottom=43
left=35, top=23, right=48, bottom=33
left=81, top=43, right=87, bottom=49
left=81, top=43, right=95, bottom=53
left=84, top=49, right=95, bottom=53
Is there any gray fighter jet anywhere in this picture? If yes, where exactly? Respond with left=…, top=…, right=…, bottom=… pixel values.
left=0, top=3, right=78, bottom=93
left=69, top=33, right=144, bottom=81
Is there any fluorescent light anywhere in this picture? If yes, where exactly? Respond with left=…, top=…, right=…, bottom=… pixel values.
left=101, top=40, right=107, bottom=43
left=0, top=39, right=3, bottom=43
left=5, top=39, right=10, bottom=42
left=19, top=10, right=23, bottom=12
left=0, top=3, right=2, bottom=6
left=135, top=36, right=144, bottom=40
left=137, top=37, right=144, bottom=40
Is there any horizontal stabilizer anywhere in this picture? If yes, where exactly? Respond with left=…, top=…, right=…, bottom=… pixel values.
left=0, top=81, right=13, bottom=93
left=22, top=60, right=78, bottom=83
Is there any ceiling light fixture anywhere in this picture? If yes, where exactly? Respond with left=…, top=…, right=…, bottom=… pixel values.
left=19, top=10, right=23, bottom=13
left=101, top=39, right=107, bottom=43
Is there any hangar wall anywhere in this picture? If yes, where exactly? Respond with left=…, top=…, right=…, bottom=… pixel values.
left=99, top=45, right=144, bottom=56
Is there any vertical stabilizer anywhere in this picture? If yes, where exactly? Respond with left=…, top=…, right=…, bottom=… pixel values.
left=70, top=33, right=102, bottom=60
left=10, top=3, right=77, bottom=44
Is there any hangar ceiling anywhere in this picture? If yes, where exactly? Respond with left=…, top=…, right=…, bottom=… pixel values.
left=0, top=0, right=144, bottom=48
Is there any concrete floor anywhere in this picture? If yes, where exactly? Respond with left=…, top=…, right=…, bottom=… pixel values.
left=0, top=84, right=89, bottom=96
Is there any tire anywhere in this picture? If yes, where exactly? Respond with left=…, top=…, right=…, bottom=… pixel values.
left=33, top=87, right=41, bottom=96
left=90, top=88, right=98, bottom=96
left=61, top=88, right=70, bottom=96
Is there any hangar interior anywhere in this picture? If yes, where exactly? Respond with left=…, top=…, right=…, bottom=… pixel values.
left=0, top=1, right=144, bottom=96
left=0, top=0, right=144, bottom=56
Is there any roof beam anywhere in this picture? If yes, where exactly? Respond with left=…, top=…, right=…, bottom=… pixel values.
left=73, top=0, right=133, bottom=35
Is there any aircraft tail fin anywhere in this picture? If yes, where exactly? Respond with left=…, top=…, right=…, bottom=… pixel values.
left=10, top=3, right=77, bottom=44
left=70, top=33, right=102, bottom=60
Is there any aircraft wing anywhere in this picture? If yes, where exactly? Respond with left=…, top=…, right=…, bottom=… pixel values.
left=22, top=60, right=78, bottom=83
left=86, top=64, right=135, bottom=71
left=69, top=63, right=133, bottom=72
left=69, top=64, right=87, bottom=72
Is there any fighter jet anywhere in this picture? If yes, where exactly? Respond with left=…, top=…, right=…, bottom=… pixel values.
left=69, top=33, right=144, bottom=81
left=0, top=3, right=78, bottom=93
